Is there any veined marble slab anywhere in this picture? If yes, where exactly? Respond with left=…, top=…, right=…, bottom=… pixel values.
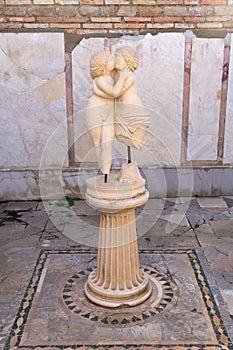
left=72, top=33, right=185, bottom=167
left=187, top=38, right=224, bottom=161
left=223, top=34, right=233, bottom=164
left=0, top=33, right=68, bottom=168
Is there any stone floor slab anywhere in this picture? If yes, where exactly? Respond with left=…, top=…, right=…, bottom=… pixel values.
left=223, top=197, right=233, bottom=208
left=1, top=198, right=233, bottom=348
left=3, top=249, right=232, bottom=350
left=5, top=201, right=38, bottom=212
left=197, top=197, right=228, bottom=208
left=221, top=290, right=233, bottom=316
left=210, top=220, right=233, bottom=240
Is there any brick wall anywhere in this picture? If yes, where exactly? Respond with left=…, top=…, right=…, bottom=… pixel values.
left=0, top=0, right=232, bottom=35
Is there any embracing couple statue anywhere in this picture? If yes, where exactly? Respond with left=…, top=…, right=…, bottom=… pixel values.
left=86, top=45, right=150, bottom=183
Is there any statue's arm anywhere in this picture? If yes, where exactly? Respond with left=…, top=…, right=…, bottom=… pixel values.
left=94, top=68, right=131, bottom=99
left=92, top=80, right=113, bottom=99
left=119, top=74, right=135, bottom=96
left=95, top=77, right=124, bottom=98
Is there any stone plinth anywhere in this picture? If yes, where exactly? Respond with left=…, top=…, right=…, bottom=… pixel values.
left=85, top=173, right=152, bottom=307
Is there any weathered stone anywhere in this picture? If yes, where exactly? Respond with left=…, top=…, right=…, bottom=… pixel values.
left=139, top=6, right=162, bottom=16
left=99, top=5, right=116, bottom=16
left=164, top=6, right=188, bottom=16
left=78, top=5, right=100, bottom=16
left=138, top=216, right=194, bottom=240
left=0, top=224, right=26, bottom=239
left=204, top=246, right=233, bottom=273
left=188, top=6, right=214, bottom=16
left=44, top=219, right=61, bottom=234
left=224, top=34, right=233, bottom=163
left=221, top=290, right=233, bottom=316
left=215, top=5, right=233, bottom=15
left=19, top=212, right=48, bottom=230
left=27, top=5, right=56, bottom=16
left=1, top=5, right=28, bottom=16
left=0, top=171, right=40, bottom=201
left=187, top=38, right=224, bottom=161
left=0, top=33, right=68, bottom=168
left=185, top=206, right=229, bottom=229
left=228, top=249, right=233, bottom=265
left=197, top=197, right=228, bottom=208
left=223, top=196, right=233, bottom=208
left=55, top=0, right=80, bottom=3
left=194, top=223, right=214, bottom=234
left=117, top=5, right=137, bottom=16
left=5, top=0, right=31, bottom=4
left=71, top=200, right=99, bottom=215
left=56, top=5, right=79, bottom=17
left=210, top=220, right=233, bottom=240
left=34, top=0, right=54, bottom=4
left=6, top=201, right=38, bottom=212
left=0, top=198, right=233, bottom=344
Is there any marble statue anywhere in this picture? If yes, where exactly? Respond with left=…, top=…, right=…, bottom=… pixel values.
left=92, top=46, right=150, bottom=152
left=84, top=44, right=152, bottom=308
left=86, top=48, right=130, bottom=181
left=114, top=46, right=150, bottom=151
left=90, top=45, right=150, bottom=184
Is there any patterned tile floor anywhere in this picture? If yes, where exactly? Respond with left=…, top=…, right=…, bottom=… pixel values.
left=0, top=197, right=233, bottom=349
left=3, top=249, right=233, bottom=349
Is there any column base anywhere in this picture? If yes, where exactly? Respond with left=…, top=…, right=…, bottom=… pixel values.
left=85, top=270, right=152, bottom=308
left=84, top=170, right=151, bottom=308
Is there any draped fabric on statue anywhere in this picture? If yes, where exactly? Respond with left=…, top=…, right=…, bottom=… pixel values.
left=115, top=103, right=150, bottom=150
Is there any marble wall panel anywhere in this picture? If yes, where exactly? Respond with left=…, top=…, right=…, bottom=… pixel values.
left=223, top=34, right=233, bottom=164
left=2, top=167, right=233, bottom=200
left=72, top=33, right=185, bottom=167
left=187, top=38, right=224, bottom=161
left=0, top=33, right=68, bottom=168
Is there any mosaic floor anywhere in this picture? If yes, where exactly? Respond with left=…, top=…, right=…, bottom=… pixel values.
left=4, top=249, right=233, bottom=350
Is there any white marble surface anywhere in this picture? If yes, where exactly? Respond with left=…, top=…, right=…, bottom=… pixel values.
left=72, top=33, right=185, bottom=167
left=0, top=33, right=232, bottom=200
left=224, top=34, right=233, bottom=164
left=0, top=33, right=68, bottom=168
left=2, top=167, right=233, bottom=200
left=187, top=38, right=224, bottom=161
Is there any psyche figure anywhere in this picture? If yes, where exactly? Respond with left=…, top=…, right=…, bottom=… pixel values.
left=114, top=46, right=151, bottom=151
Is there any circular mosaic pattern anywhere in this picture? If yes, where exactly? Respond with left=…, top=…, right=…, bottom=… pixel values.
left=61, top=266, right=178, bottom=327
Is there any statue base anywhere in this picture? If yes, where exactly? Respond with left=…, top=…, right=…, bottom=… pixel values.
left=85, top=166, right=152, bottom=308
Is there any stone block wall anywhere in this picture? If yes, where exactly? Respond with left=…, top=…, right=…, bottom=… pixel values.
left=0, top=2, right=233, bottom=200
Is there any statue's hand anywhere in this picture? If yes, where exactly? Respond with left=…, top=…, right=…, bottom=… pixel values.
left=119, top=66, right=132, bottom=80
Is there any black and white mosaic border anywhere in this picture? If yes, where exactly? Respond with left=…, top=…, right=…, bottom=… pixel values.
left=3, top=249, right=233, bottom=350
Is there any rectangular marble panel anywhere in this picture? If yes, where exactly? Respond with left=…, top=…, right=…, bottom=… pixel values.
left=72, top=33, right=185, bottom=167
left=0, top=33, right=68, bottom=168
left=223, top=34, right=233, bottom=164
left=187, top=38, right=224, bottom=161
left=2, top=167, right=233, bottom=200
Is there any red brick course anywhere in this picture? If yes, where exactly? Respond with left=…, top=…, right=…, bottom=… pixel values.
left=0, top=1, right=232, bottom=33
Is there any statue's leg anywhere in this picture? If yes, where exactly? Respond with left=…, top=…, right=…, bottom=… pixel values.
left=86, top=108, right=103, bottom=169
left=89, top=128, right=102, bottom=168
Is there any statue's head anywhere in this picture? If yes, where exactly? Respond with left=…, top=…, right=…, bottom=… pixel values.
left=90, top=48, right=113, bottom=79
left=114, top=46, right=139, bottom=72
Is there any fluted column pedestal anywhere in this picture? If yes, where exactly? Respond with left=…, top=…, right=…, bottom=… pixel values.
left=85, top=173, right=152, bottom=308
